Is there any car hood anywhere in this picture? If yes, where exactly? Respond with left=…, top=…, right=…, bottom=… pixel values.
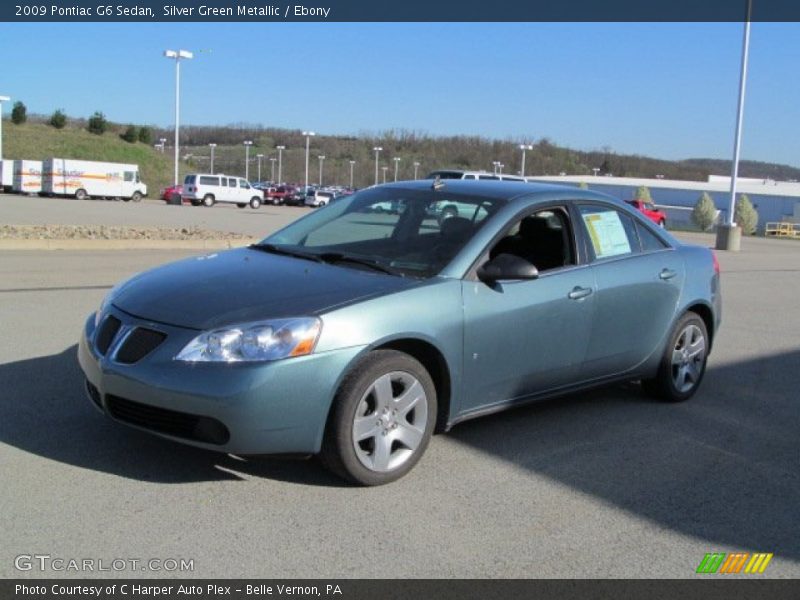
left=112, top=247, right=421, bottom=330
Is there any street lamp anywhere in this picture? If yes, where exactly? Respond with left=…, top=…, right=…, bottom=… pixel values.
left=592, top=167, right=600, bottom=177
left=158, top=137, right=167, bottom=153
left=373, top=146, right=383, bottom=185
left=163, top=49, right=193, bottom=186
left=349, top=160, right=356, bottom=188
left=413, top=161, right=420, bottom=180
left=381, top=166, right=388, bottom=184
left=208, top=143, right=216, bottom=173
left=256, top=153, right=264, bottom=182
left=270, top=157, right=276, bottom=182
left=498, top=163, right=504, bottom=175
left=393, top=157, right=401, bottom=181
left=303, top=131, right=315, bottom=192
left=276, top=145, right=285, bottom=184
left=243, top=140, right=253, bottom=180
left=518, top=143, right=533, bottom=177
left=492, top=161, right=500, bottom=175
left=318, top=155, right=326, bottom=186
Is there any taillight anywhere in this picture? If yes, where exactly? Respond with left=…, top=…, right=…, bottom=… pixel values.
left=711, top=250, right=720, bottom=274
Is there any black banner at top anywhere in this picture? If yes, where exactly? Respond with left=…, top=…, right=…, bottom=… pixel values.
left=2, top=0, right=800, bottom=22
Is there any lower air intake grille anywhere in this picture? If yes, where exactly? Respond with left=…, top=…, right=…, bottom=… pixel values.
left=95, top=315, right=121, bottom=355
left=116, top=328, right=166, bottom=364
left=106, top=395, right=230, bottom=445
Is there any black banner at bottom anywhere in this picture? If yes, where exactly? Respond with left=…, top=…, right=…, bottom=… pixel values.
left=3, top=580, right=799, bottom=600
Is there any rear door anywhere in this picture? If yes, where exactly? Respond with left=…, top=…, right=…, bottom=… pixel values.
left=575, top=203, right=684, bottom=379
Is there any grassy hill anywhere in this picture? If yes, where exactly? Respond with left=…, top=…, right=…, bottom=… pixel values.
left=2, top=122, right=187, bottom=195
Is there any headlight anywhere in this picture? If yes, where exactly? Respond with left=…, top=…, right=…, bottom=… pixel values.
left=174, top=317, right=322, bottom=363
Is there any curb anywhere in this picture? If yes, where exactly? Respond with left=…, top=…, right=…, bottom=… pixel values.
left=0, top=238, right=259, bottom=251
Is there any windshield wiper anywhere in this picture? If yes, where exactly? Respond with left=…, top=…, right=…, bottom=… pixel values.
left=318, top=253, right=402, bottom=277
left=249, top=243, right=324, bottom=263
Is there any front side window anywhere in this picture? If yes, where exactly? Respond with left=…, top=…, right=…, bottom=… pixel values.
left=240, top=179, right=250, bottom=189
left=489, top=208, right=575, bottom=272
left=264, top=188, right=504, bottom=278
left=579, top=205, right=640, bottom=260
left=123, top=171, right=134, bottom=182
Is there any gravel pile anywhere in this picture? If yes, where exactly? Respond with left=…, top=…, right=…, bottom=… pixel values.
left=0, top=224, right=252, bottom=241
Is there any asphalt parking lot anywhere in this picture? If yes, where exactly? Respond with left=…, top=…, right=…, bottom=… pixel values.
left=0, top=197, right=799, bottom=578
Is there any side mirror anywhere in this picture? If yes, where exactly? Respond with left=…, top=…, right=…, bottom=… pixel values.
left=477, top=253, right=539, bottom=283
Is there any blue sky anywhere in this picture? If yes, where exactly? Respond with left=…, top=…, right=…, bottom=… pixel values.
left=2, top=22, right=799, bottom=166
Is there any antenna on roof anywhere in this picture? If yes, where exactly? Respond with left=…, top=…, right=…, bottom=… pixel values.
left=432, top=175, right=445, bottom=191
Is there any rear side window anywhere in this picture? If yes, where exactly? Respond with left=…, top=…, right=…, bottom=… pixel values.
left=579, top=205, right=640, bottom=260
left=637, top=222, right=668, bottom=252
left=184, top=175, right=196, bottom=185
left=199, top=176, right=219, bottom=186
left=478, top=175, right=499, bottom=180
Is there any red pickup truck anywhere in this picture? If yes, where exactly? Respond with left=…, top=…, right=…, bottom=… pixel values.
left=625, top=200, right=667, bottom=228
left=267, top=185, right=297, bottom=205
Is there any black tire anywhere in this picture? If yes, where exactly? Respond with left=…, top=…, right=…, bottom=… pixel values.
left=320, top=350, right=437, bottom=486
left=75, top=189, right=88, bottom=201
left=642, top=312, right=709, bottom=402
left=131, top=191, right=142, bottom=202
left=190, top=198, right=201, bottom=207
left=438, top=206, right=457, bottom=226
left=236, top=203, right=247, bottom=209
left=202, top=194, right=215, bottom=207
left=250, top=197, right=261, bottom=209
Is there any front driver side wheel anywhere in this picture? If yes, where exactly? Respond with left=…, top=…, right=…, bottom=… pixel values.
left=320, top=350, right=437, bottom=486
left=642, top=312, right=708, bottom=402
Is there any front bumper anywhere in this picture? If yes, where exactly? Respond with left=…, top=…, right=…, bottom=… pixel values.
left=78, top=308, right=365, bottom=455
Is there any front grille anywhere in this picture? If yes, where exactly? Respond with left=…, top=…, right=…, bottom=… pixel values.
left=106, top=395, right=230, bottom=445
left=116, top=328, right=166, bottom=364
left=85, top=379, right=102, bottom=409
left=95, top=315, right=121, bottom=355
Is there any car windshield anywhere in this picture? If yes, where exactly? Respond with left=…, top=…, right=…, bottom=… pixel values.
left=262, top=187, right=505, bottom=278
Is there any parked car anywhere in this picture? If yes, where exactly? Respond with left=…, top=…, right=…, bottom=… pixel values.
left=267, top=185, right=297, bottom=205
left=626, top=199, right=667, bottom=228
left=305, top=190, right=336, bottom=207
left=284, top=187, right=310, bottom=206
left=426, top=169, right=526, bottom=182
left=160, top=184, right=183, bottom=203
left=182, top=174, right=264, bottom=209
left=79, top=180, right=721, bottom=485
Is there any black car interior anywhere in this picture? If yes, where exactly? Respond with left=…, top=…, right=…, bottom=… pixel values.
left=490, top=210, right=574, bottom=272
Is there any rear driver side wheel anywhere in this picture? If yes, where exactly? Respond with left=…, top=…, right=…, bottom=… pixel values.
left=320, top=350, right=437, bottom=486
left=642, top=312, right=708, bottom=402
left=202, top=194, right=215, bottom=207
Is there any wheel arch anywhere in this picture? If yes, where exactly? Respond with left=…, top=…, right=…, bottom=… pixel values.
left=684, top=302, right=715, bottom=351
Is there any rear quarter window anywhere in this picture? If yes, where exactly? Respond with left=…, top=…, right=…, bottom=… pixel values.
left=199, top=176, right=219, bottom=186
left=184, top=175, right=196, bottom=185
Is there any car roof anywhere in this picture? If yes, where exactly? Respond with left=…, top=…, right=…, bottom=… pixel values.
left=377, top=178, right=619, bottom=203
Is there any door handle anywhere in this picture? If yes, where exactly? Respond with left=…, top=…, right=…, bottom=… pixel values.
left=659, top=268, right=678, bottom=280
left=568, top=286, right=593, bottom=300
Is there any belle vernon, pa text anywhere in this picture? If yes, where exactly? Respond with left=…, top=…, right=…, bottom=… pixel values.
left=16, top=584, right=344, bottom=596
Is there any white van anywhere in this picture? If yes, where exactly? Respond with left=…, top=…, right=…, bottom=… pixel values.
left=182, top=174, right=264, bottom=209
left=426, top=169, right=526, bottom=182
left=0, top=159, right=14, bottom=192
left=13, top=160, right=43, bottom=195
left=42, top=158, right=147, bottom=201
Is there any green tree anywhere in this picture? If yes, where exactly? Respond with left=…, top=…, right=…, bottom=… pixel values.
left=691, top=192, right=716, bottom=231
left=734, top=194, right=759, bottom=235
left=86, top=111, right=107, bottom=135
left=49, top=109, right=67, bottom=129
left=578, top=181, right=589, bottom=189
left=11, top=101, right=27, bottom=124
left=120, top=125, right=138, bottom=143
left=138, top=126, right=153, bottom=144
left=635, top=185, right=653, bottom=204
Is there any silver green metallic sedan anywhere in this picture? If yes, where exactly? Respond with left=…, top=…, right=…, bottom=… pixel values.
left=78, top=180, right=721, bottom=485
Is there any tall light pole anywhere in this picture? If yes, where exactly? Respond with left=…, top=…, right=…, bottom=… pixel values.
left=381, top=166, right=388, bottom=184
left=158, top=137, right=167, bottom=153
left=393, top=157, right=401, bottom=181
left=269, top=157, right=276, bottom=182
left=256, top=153, right=264, bottom=182
left=0, top=95, right=10, bottom=162
left=519, top=143, right=533, bottom=177
left=318, top=155, right=325, bottom=186
left=349, top=160, right=356, bottom=188
left=498, top=163, right=505, bottom=175
left=276, top=145, right=285, bottom=184
left=208, top=143, right=216, bottom=174
left=413, top=161, right=420, bottom=180
left=163, top=49, right=193, bottom=186
left=373, top=146, right=383, bottom=185
left=303, top=131, right=315, bottom=191
left=717, top=0, right=752, bottom=252
left=492, top=161, right=500, bottom=175
left=243, top=140, right=253, bottom=180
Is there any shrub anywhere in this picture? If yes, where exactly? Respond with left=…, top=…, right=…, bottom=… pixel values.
left=11, top=101, right=27, bottom=124
left=49, top=109, right=67, bottom=129
left=734, top=194, right=758, bottom=235
left=635, top=185, right=653, bottom=204
left=691, top=192, right=717, bottom=231
left=578, top=181, right=588, bottom=190
left=120, top=125, right=138, bottom=143
left=87, top=111, right=108, bottom=135
left=138, top=126, right=153, bottom=144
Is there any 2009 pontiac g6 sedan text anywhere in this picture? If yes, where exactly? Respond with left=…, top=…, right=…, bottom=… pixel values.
left=79, top=180, right=721, bottom=485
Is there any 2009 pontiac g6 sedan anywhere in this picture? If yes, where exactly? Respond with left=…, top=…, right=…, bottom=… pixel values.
left=79, top=180, right=721, bottom=485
